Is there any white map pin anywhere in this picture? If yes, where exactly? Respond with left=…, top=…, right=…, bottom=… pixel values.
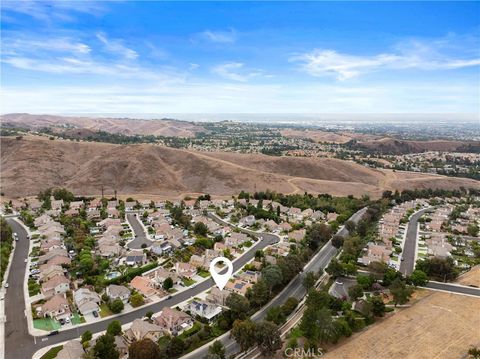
left=209, top=256, right=233, bottom=291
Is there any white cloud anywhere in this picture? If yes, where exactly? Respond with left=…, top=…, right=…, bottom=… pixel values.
left=1, top=0, right=106, bottom=22
left=96, top=32, right=138, bottom=60
left=292, top=36, right=480, bottom=80
left=212, top=62, right=262, bottom=82
left=1, top=36, right=91, bottom=55
left=196, top=29, right=237, bottom=44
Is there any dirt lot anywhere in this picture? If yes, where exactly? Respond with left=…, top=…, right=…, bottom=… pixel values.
left=324, top=289, right=480, bottom=359
left=457, top=265, right=480, bottom=287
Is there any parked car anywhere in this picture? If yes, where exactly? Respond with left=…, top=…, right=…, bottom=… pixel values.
left=92, top=311, right=99, bottom=318
left=47, top=330, right=59, bottom=336
left=59, top=318, right=65, bottom=325
left=4, top=283, right=9, bottom=288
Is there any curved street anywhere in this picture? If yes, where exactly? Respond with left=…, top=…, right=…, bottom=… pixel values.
left=399, top=208, right=431, bottom=276
left=4, top=217, right=278, bottom=359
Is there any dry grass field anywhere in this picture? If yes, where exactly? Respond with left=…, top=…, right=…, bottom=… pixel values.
left=324, top=290, right=480, bottom=359
left=2, top=135, right=480, bottom=199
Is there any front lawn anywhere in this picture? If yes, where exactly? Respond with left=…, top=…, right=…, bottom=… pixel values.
left=28, top=279, right=41, bottom=296
left=182, top=278, right=196, bottom=287
left=99, top=303, right=113, bottom=318
left=40, top=345, right=63, bottom=359
left=33, top=318, right=61, bottom=331
left=197, top=269, right=210, bottom=278
left=71, top=312, right=85, bottom=325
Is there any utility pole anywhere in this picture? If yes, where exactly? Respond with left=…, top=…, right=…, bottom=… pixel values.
left=101, top=186, right=104, bottom=199
left=114, top=189, right=117, bottom=200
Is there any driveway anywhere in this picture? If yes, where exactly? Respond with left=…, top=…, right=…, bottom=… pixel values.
left=126, top=213, right=154, bottom=249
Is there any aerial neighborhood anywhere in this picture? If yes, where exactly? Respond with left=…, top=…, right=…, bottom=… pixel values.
left=1, top=185, right=479, bottom=358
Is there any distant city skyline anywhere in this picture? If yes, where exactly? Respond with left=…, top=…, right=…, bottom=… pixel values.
left=1, top=1, right=479, bottom=115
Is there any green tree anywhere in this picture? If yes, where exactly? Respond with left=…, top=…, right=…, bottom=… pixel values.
left=261, top=265, right=283, bottom=291
left=226, top=293, right=250, bottom=320
left=254, top=321, right=282, bottom=356
left=467, top=224, right=479, bottom=237
left=246, top=279, right=270, bottom=308
left=145, top=311, right=154, bottom=320
left=302, top=271, right=317, bottom=291
left=231, top=319, right=256, bottom=352
left=92, top=333, right=119, bottom=359
left=344, top=220, right=356, bottom=233
left=390, top=279, right=413, bottom=307
left=468, top=346, right=480, bottom=358
left=107, top=320, right=122, bottom=336
left=128, top=338, right=161, bottom=359
left=130, top=293, right=145, bottom=307
left=325, top=258, right=344, bottom=278
left=163, top=277, right=174, bottom=291
left=207, top=340, right=226, bottom=359
left=348, top=284, right=364, bottom=301
left=166, top=337, right=185, bottom=357
left=194, top=222, right=208, bottom=236
left=305, top=223, right=332, bottom=249
left=331, top=234, right=344, bottom=249
left=368, top=295, right=386, bottom=317
left=265, top=306, right=286, bottom=325
left=409, top=269, right=428, bottom=286
left=81, top=330, right=93, bottom=344
left=356, top=274, right=375, bottom=290
left=109, top=299, right=124, bottom=314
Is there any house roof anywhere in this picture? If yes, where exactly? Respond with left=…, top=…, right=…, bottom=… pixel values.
left=42, top=294, right=69, bottom=313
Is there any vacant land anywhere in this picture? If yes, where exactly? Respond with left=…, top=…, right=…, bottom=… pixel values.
left=356, top=137, right=480, bottom=154
left=2, top=135, right=479, bottom=198
left=324, top=290, right=480, bottom=359
left=457, top=265, right=480, bottom=287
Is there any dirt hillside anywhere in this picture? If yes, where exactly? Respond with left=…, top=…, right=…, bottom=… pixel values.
left=1, top=136, right=479, bottom=198
left=1, top=113, right=205, bottom=138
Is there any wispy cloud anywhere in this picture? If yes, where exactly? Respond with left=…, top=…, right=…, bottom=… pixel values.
left=96, top=32, right=138, bottom=60
left=292, top=36, right=480, bottom=80
left=212, top=62, right=262, bottom=82
left=1, top=0, right=106, bottom=22
left=196, top=29, right=237, bottom=44
left=1, top=36, right=91, bottom=56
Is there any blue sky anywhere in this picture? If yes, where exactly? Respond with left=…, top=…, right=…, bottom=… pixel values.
left=1, top=1, right=479, bottom=115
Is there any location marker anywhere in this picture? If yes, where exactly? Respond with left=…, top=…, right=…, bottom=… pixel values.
left=209, top=256, right=233, bottom=291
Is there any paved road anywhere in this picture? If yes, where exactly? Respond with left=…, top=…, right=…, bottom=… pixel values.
left=399, top=208, right=431, bottom=277
left=126, top=213, right=154, bottom=249
left=425, top=281, right=480, bottom=297
left=5, top=219, right=277, bottom=359
left=5, top=219, right=31, bottom=359
left=183, top=207, right=368, bottom=359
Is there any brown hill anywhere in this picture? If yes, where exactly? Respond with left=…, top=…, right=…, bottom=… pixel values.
left=1, top=113, right=205, bottom=138
left=1, top=136, right=479, bottom=199
left=356, top=137, right=480, bottom=154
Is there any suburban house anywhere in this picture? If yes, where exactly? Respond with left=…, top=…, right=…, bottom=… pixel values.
left=74, top=288, right=101, bottom=315
left=106, top=284, right=131, bottom=303
left=225, top=232, right=249, bottom=248
left=154, top=307, right=193, bottom=336
left=38, top=249, right=71, bottom=266
left=206, top=287, right=230, bottom=306
left=125, top=251, right=147, bottom=267
left=237, top=270, right=260, bottom=284
left=124, top=319, right=164, bottom=344
left=359, top=244, right=393, bottom=266
left=239, top=215, right=256, bottom=227
left=175, top=262, right=197, bottom=279
left=185, top=300, right=222, bottom=322
left=144, top=267, right=180, bottom=287
left=39, top=265, right=65, bottom=282
left=114, top=336, right=128, bottom=358
left=41, top=275, right=70, bottom=298
left=130, top=276, right=157, bottom=298
left=56, top=340, right=84, bottom=359
left=225, top=279, right=252, bottom=296
left=40, top=294, right=71, bottom=320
